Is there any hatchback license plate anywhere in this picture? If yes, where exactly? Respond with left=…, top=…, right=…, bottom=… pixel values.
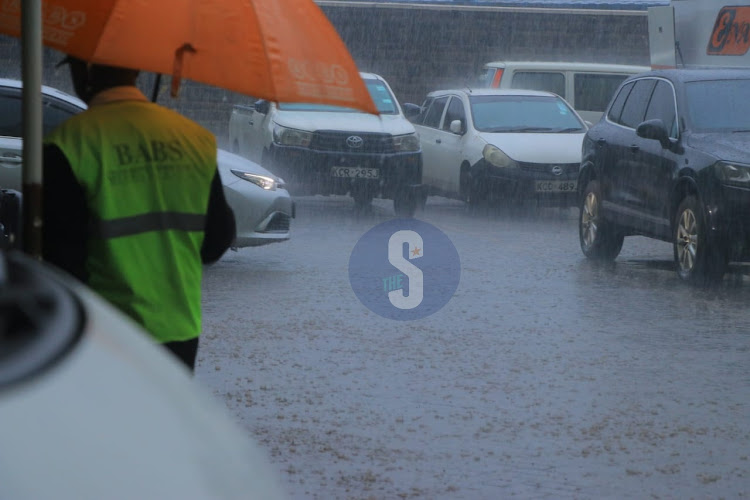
left=535, top=180, right=576, bottom=192
left=331, top=167, right=380, bottom=179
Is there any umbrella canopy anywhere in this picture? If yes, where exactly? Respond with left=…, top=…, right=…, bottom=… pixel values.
left=0, top=0, right=377, bottom=113
left=1, top=0, right=376, bottom=257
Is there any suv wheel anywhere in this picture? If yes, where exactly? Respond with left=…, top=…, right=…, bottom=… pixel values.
left=674, top=196, right=726, bottom=284
left=466, top=176, right=488, bottom=214
left=579, top=180, right=623, bottom=260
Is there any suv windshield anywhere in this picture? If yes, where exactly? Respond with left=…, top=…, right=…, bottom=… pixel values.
left=685, top=79, right=750, bottom=132
left=277, top=78, right=399, bottom=115
left=469, top=94, right=585, bottom=133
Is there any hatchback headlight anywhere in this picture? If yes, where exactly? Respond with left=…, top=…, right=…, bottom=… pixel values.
left=393, top=133, right=420, bottom=152
left=231, top=169, right=277, bottom=190
left=273, top=125, right=312, bottom=147
left=715, top=161, right=750, bottom=186
left=483, top=144, right=518, bottom=168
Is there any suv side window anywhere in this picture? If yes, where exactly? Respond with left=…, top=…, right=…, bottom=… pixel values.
left=619, top=79, right=657, bottom=129
left=423, top=96, right=448, bottom=129
left=511, top=71, right=565, bottom=97
left=575, top=73, right=630, bottom=114
left=442, top=96, right=466, bottom=132
left=607, top=81, right=634, bottom=123
left=644, top=80, right=678, bottom=138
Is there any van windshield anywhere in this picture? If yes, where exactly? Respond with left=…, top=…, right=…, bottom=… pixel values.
left=277, top=78, right=399, bottom=115
left=469, top=94, right=585, bottom=133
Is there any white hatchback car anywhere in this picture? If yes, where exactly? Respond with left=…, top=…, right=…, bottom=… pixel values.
left=0, top=78, right=293, bottom=248
left=405, top=88, right=588, bottom=209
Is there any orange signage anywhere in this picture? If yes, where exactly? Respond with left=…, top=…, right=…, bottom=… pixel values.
left=708, top=6, right=750, bottom=55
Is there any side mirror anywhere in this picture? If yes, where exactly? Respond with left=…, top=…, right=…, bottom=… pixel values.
left=254, top=99, right=270, bottom=115
left=636, top=119, right=671, bottom=148
left=449, top=119, right=463, bottom=135
left=402, top=103, right=422, bottom=119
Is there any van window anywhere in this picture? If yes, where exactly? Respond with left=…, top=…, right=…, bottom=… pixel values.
left=510, top=72, right=565, bottom=97
left=574, top=73, right=631, bottom=114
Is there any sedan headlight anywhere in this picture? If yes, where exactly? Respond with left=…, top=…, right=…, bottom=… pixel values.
left=392, top=133, right=421, bottom=152
left=273, top=125, right=312, bottom=147
left=715, top=161, right=750, bottom=186
left=482, top=144, right=518, bottom=169
left=231, top=169, right=278, bottom=190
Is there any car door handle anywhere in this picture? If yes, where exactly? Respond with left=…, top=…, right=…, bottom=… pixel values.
left=248, top=120, right=254, bottom=126
left=629, top=144, right=639, bottom=153
left=435, top=138, right=441, bottom=144
left=596, top=138, right=606, bottom=147
left=0, top=154, right=22, bottom=165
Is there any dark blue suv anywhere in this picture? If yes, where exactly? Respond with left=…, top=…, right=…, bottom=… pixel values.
left=577, top=69, right=750, bottom=284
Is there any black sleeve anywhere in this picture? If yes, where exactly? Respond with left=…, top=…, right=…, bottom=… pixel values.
left=42, top=144, right=88, bottom=282
left=201, top=169, right=236, bottom=264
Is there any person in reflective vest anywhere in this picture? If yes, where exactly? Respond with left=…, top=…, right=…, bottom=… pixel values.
left=42, top=58, right=236, bottom=372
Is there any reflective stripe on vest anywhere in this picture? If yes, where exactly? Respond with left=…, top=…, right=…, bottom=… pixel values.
left=45, top=97, right=216, bottom=343
left=94, top=212, right=206, bottom=239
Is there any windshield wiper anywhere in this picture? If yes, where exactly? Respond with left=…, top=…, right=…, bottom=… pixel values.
left=731, top=129, right=750, bottom=133
left=485, top=126, right=555, bottom=133
left=551, top=127, right=584, bottom=133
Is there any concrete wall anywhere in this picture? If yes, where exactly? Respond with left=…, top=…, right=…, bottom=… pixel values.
left=0, top=4, right=650, bottom=147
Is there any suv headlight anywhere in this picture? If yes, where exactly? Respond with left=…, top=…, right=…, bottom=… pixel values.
left=273, top=125, right=312, bottom=147
left=715, top=161, right=750, bottom=186
left=231, top=169, right=277, bottom=190
left=483, top=144, right=518, bottom=168
left=393, top=133, right=420, bottom=152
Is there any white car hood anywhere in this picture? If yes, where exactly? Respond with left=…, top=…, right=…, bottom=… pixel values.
left=483, top=132, right=585, bottom=163
left=273, top=110, right=415, bottom=135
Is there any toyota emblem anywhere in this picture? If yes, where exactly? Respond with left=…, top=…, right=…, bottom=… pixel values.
left=551, top=165, right=563, bottom=176
left=346, top=135, right=364, bottom=149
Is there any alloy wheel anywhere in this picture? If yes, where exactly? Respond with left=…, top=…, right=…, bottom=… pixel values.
left=581, top=191, right=598, bottom=250
left=676, top=208, right=698, bottom=273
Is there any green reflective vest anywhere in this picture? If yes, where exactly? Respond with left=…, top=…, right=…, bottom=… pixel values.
left=45, top=97, right=216, bottom=343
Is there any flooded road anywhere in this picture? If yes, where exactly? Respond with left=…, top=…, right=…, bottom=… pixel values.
left=198, top=195, right=750, bottom=499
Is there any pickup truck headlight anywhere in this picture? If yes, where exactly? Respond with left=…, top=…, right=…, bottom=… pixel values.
left=231, top=169, right=277, bottom=190
left=483, top=144, right=518, bottom=169
left=392, top=133, right=420, bottom=152
left=715, top=161, right=750, bottom=186
left=273, top=125, right=312, bottom=147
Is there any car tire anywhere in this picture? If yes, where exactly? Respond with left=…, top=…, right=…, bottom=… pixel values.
left=579, top=179, right=623, bottom=260
left=459, top=164, right=471, bottom=202
left=466, top=175, right=488, bottom=214
left=673, top=195, right=727, bottom=285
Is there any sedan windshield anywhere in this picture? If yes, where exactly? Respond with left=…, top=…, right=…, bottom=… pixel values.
left=277, top=78, right=399, bottom=115
left=469, top=94, right=585, bottom=133
left=685, top=79, right=750, bottom=132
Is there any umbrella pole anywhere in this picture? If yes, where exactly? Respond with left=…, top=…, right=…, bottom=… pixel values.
left=21, top=0, right=43, bottom=259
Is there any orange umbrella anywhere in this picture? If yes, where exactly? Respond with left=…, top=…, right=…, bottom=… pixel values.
left=0, top=0, right=376, bottom=113
left=1, top=0, right=376, bottom=257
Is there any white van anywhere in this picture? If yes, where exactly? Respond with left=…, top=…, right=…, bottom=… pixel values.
left=477, top=61, right=649, bottom=122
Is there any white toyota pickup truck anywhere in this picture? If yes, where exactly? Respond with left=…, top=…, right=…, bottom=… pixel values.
left=228, top=72, right=425, bottom=216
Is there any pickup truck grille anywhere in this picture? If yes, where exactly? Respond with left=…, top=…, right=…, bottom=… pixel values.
left=311, top=131, right=394, bottom=154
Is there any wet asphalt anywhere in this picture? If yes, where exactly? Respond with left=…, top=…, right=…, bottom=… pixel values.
left=198, top=195, right=750, bottom=500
